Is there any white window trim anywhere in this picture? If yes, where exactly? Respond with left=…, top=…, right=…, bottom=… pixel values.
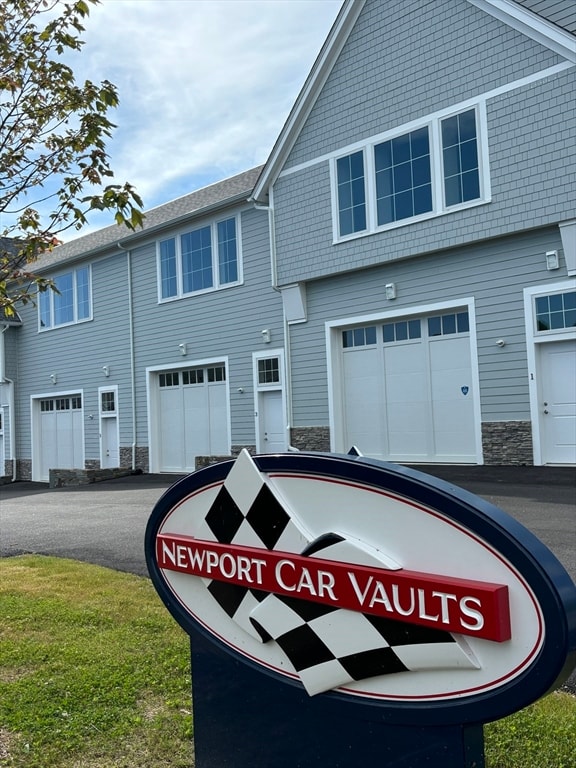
left=156, top=214, right=243, bottom=303
left=330, top=102, right=490, bottom=243
left=325, top=298, right=482, bottom=461
left=523, top=281, right=576, bottom=465
left=38, top=265, right=93, bottom=331
left=99, top=385, right=118, bottom=416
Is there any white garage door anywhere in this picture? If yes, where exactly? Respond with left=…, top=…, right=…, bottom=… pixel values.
left=341, top=311, right=477, bottom=463
left=37, top=395, right=84, bottom=481
left=157, top=365, right=229, bottom=473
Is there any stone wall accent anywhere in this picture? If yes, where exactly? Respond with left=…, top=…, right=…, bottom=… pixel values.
left=231, top=445, right=256, bottom=456
left=482, top=421, right=533, bottom=465
left=195, top=455, right=234, bottom=470
left=16, top=459, right=32, bottom=481
left=119, top=446, right=149, bottom=473
left=49, top=467, right=134, bottom=488
left=0, top=460, right=14, bottom=483
left=289, top=426, right=331, bottom=453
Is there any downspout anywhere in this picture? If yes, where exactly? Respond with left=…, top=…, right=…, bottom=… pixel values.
left=253, top=189, right=294, bottom=438
left=0, top=324, right=17, bottom=481
left=117, top=243, right=137, bottom=471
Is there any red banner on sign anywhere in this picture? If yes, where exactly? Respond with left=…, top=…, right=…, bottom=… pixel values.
left=156, top=534, right=511, bottom=642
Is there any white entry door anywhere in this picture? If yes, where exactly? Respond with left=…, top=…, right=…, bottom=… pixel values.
left=539, top=340, right=576, bottom=464
left=259, top=390, right=285, bottom=452
left=254, top=352, right=287, bottom=453
left=99, top=388, right=119, bottom=469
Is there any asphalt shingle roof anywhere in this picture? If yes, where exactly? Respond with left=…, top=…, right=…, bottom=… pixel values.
left=32, top=165, right=264, bottom=271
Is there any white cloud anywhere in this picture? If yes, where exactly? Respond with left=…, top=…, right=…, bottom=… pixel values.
left=74, top=0, right=343, bottom=209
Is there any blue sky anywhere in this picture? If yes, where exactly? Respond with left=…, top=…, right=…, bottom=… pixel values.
left=63, top=0, right=343, bottom=237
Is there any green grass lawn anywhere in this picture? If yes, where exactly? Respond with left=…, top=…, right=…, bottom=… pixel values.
left=0, top=555, right=574, bottom=767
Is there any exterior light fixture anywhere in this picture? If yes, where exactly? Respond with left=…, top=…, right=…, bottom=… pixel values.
left=102, top=365, right=110, bottom=377
left=49, top=373, right=57, bottom=384
left=179, top=343, right=187, bottom=356
left=545, top=251, right=559, bottom=270
left=385, top=283, right=396, bottom=300
left=261, top=329, right=271, bottom=344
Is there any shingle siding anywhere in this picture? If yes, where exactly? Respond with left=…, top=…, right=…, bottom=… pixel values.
left=273, top=62, right=574, bottom=285
left=285, top=0, right=563, bottom=171
left=287, top=227, right=563, bottom=430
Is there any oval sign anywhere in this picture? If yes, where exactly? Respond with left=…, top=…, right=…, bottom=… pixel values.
left=145, top=451, right=576, bottom=726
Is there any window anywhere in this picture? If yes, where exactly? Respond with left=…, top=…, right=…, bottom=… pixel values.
left=428, top=311, right=469, bottom=337
left=182, top=369, right=204, bottom=385
left=535, top=291, right=576, bottom=332
left=158, top=216, right=241, bottom=300
left=258, top=357, right=280, bottom=385
left=207, top=366, right=226, bottom=382
left=441, top=109, right=480, bottom=206
left=336, top=151, right=366, bottom=236
left=383, top=319, right=421, bottom=343
left=159, top=372, right=179, bottom=388
left=375, top=127, right=432, bottom=225
left=39, top=267, right=91, bottom=329
left=342, top=326, right=377, bottom=348
left=101, top=391, right=116, bottom=413
left=334, top=105, right=485, bottom=239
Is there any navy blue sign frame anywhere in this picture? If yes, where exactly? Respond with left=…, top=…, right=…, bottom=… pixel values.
left=145, top=452, right=576, bottom=728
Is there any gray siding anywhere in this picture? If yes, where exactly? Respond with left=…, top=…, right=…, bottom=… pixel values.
left=273, top=0, right=575, bottom=285
left=11, top=203, right=281, bottom=466
left=286, top=0, right=563, bottom=169
left=129, top=205, right=281, bottom=449
left=14, top=250, right=132, bottom=460
left=288, top=227, right=565, bottom=428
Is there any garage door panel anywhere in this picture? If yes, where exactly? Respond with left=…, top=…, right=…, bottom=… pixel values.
left=36, top=397, right=84, bottom=482
left=157, top=367, right=229, bottom=473
left=207, top=385, right=228, bottom=454
left=342, top=347, right=385, bottom=455
left=340, top=313, right=477, bottom=464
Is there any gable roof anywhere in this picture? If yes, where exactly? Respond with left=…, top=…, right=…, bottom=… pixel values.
left=33, top=165, right=264, bottom=272
left=515, top=1, right=576, bottom=34
left=251, top=0, right=575, bottom=203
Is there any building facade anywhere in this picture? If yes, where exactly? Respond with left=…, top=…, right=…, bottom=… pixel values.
left=1, top=0, right=574, bottom=481
left=1, top=168, right=289, bottom=481
left=253, top=0, right=576, bottom=466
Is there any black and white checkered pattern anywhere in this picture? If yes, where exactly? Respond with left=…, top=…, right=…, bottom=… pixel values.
left=194, top=449, right=311, bottom=638
left=249, top=532, right=479, bottom=695
left=199, top=450, right=478, bottom=694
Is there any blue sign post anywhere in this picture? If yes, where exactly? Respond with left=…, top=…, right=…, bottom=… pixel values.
left=145, top=451, right=576, bottom=767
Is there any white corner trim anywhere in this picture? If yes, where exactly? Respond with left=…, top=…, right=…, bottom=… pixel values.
left=467, top=0, right=576, bottom=63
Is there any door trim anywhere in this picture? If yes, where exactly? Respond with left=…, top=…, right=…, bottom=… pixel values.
left=252, top=349, right=288, bottom=453
left=30, top=389, right=85, bottom=482
left=99, top=385, right=119, bottom=469
left=146, top=357, right=230, bottom=474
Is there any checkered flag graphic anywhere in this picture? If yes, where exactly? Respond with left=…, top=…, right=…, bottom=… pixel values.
left=198, top=450, right=478, bottom=694
left=249, top=533, right=479, bottom=695
left=194, top=450, right=311, bottom=638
